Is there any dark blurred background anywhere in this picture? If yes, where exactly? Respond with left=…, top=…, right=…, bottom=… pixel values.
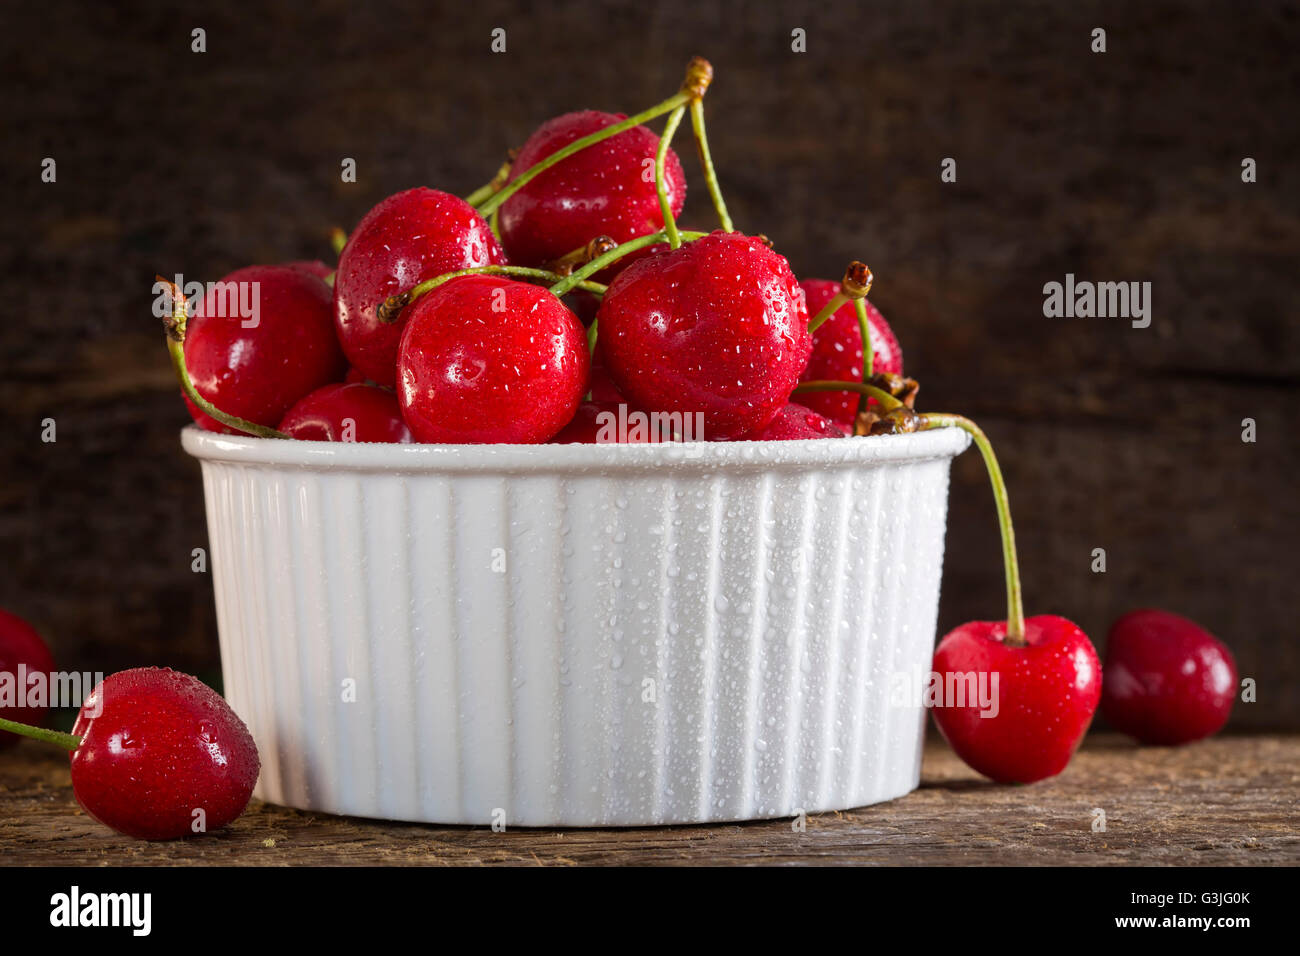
left=1, top=1, right=1296, bottom=729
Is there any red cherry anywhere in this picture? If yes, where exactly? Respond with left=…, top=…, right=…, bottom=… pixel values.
left=278, top=383, right=412, bottom=443
left=69, top=668, right=260, bottom=840
left=284, top=259, right=333, bottom=279
left=182, top=265, right=346, bottom=433
left=335, top=188, right=506, bottom=386
left=499, top=111, right=686, bottom=268
left=397, top=275, right=589, bottom=443
left=0, top=609, right=55, bottom=749
left=549, top=400, right=661, bottom=444
left=1101, top=609, right=1237, bottom=745
left=595, top=232, right=812, bottom=441
left=740, top=402, right=847, bottom=441
left=343, top=367, right=373, bottom=385
left=931, top=615, right=1101, bottom=783
left=797, top=279, right=902, bottom=428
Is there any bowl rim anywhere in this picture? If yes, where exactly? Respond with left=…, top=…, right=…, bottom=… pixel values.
left=181, top=424, right=971, bottom=474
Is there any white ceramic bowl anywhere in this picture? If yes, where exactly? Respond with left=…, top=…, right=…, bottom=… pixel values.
left=183, top=425, right=970, bottom=827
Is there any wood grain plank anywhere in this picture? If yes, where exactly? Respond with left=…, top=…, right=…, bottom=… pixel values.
left=2, top=735, right=1295, bottom=866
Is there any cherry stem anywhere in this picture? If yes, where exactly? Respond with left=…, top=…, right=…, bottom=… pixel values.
left=464, top=161, right=513, bottom=208
left=808, top=292, right=848, bottom=334
left=0, top=715, right=81, bottom=751
left=157, top=278, right=290, bottom=439
left=477, top=91, right=693, bottom=218
left=376, top=266, right=607, bottom=324
left=794, top=379, right=902, bottom=410
left=547, top=229, right=707, bottom=298
left=855, top=297, right=874, bottom=417
left=808, top=260, right=873, bottom=334
left=657, top=105, right=687, bottom=249
left=689, top=97, right=733, bottom=232
left=330, top=227, right=347, bottom=257
left=920, top=414, right=1026, bottom=645
left=586, top=317, right=599, bottom=354
left=548, top=236, right=619, bottom=276
left=857, top=298, right=875, bottom=379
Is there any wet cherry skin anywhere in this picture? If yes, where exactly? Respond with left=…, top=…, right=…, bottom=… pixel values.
left=397, top=275, right=589, bottom=444
left=739, top=402, right=847, bottom=441
left=69, top=668, right=260, bottom=841
left=1101, top=609, right=1237, bottom=745
left=183, top=265, right=346, bottom=433
left=595, top=232, right=812, bottom=441
left=278, top=383, right=412, bottom=443
left=499, top=111, right=686, bottom=268
left=0, top=609, right=56, bottom=749
left=334, top=188, right=506, bottom=387
left=797, top=279, right=903, bottom=428
left=931, top=615, right=1101, bottom=783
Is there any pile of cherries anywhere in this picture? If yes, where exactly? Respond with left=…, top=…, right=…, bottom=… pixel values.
left=0, top=58, right=1243, bottom=842
left=164, top=58, right=900, bottom=447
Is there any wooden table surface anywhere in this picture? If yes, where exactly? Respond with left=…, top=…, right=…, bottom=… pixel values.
left=2, top=734, right=1296, bottom=866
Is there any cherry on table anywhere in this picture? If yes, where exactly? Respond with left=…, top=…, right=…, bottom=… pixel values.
left=499, top=110, right=686, bottom=269
left=931, top=615, right=1102, bottom=783
left=903, top=415, right=1100, bottom=783
left=0, top=609, right=55, bottom=749
left=182, top=264, right=346, bottom=433
left=67, top=668, right=260, bottom=840
left=278, top=382, right=412, bottom=443
left=0, top=667, right=260, bottom=840
left=739, top=402, right=846, bottom=441
left=397, top=275, right=589, bottom=444
left=335, top=187, right=505, bottom=387
left=595, top=231, right=812, bottom=441
left=1102, top=609, right=1237, bottom=745
left=798, top=278, right=903, bottom=428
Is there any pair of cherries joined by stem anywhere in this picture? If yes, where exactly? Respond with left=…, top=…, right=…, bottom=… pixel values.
left=0, top=609, right=259, bottom=840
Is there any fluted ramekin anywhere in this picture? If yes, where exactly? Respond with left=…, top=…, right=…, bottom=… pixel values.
left=183, top=425, right=969, bottom=826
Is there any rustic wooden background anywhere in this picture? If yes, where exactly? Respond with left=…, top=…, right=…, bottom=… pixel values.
left=1, top=0, right=1296, bottom=729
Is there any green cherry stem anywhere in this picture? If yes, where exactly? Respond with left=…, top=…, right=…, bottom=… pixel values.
left=794, top=379, right=902, bottom=411
left=465, top=161, right=513, bottom=208
left=808, top=292, right=848, bottom=334
left=330, top=227, right=347, bottom=257
left=656, top=104, right=687, bottom=249
left=157, top=278, right=290, bottom=440
left=0, top=715, right=80, bottom=750
left=808, top=260, right=873, bottom=333
left=376, top=266, right=607, bottom=324
left=857, top=298, right=874, bottom=378
left=855, top=297, right=875, bottom=417
left=920, top=413, right=1026, bottom=645
left=689, top=97, right=733, bottom=232
left=548, top=229, right=708, bottom=298
left=547, top=236, right=619, bottom=276
left=808, top=291, right=848, bottom=334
